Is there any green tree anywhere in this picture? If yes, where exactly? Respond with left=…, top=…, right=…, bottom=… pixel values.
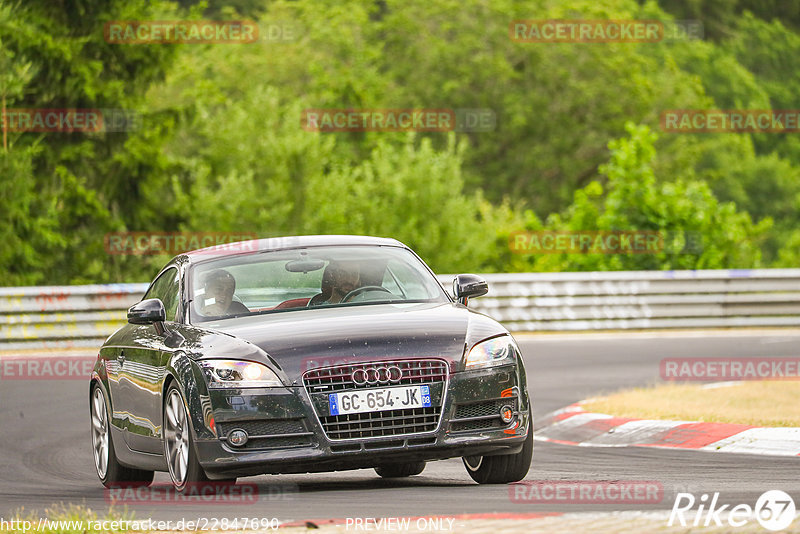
left=0, top=0, right=185, bottom=283
left=156, top=80, right=519, bottom=273
left=516, top=123, right=769, bottom=271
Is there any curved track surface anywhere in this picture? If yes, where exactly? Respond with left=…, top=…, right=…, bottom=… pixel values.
left=1, top=331, right=798, bottom=522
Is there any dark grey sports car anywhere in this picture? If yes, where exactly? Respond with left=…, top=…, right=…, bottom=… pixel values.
left=89, top=235, right=532, bottom=492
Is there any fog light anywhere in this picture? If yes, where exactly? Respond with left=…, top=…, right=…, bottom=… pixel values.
left=228, top=429, right=248, bottom=447
left=499, top=405, right=514, bottom=423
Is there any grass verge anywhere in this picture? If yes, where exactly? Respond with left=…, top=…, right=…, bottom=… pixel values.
left=581, top=381, right=800, bottom=427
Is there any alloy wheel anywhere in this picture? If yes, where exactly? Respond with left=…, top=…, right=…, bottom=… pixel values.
left=90, top=388, right=110, bottom=479
left=463, top=455, right=483, bottom=472
left=164, top=388, right=190, bottom=487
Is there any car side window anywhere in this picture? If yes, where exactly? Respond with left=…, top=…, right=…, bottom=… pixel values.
left=144, top=267, right=181, bottom=322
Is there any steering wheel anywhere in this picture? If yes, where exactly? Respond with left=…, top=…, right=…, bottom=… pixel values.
left=341, top=286, right=395, bottom=303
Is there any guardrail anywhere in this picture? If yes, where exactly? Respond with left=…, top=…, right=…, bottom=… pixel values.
left=466, top=269, right=800, bottom=331
left=1, top=269, right=799, bottom=350
left=0, top=284, right=148, bottom=350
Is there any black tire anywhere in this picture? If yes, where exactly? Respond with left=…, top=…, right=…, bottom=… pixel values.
left=375, top=461, right=426, bottom=478
left=164, top=383, right=209, bottom=493
left=90, top=384, right=154, bottom=488
left=463, top=428, right=533, bottom=484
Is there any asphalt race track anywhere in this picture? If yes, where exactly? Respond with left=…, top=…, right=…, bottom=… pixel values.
left=1, top=331, right=798, bottom=523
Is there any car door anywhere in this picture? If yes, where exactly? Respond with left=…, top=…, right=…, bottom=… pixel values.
left=120, top=266, right=182, bottom=453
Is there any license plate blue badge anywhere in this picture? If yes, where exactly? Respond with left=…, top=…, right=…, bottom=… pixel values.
left=329, top=385, right=431, bottom=416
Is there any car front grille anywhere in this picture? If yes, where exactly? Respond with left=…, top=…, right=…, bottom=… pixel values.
left=303, top=359, right=448, bottom=392
left=450, top=398, right=518, bottom=433
left=454, top=400, right=509, bottom=419
left=217, top=419, right=313, bottom=450
left=218, top=419, right=306, bottom=436
left=450, top=418, right=503, bottom=432
left=320, top=406, right=440, bottom=440
left=303, top=359, right=448, bottom=440
left=244, top=435, right=312, bottom=449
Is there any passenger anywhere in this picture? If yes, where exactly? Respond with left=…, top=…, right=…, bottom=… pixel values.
left=199, top=269, right=250, bottom=316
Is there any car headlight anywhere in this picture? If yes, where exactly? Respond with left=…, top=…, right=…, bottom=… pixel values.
left=199, top=360, right=283, bottom=388
left=465, top=335, right=517, bottom=370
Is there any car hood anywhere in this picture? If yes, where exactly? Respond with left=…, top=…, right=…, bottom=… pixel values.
left=188, top=302, right=506, bottom=383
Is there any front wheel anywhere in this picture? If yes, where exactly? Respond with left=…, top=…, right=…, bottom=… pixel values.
left=375, top=461, right=426, bottom=478
left=463, top=428, right=533, bottom=484
left=90, top=384, right=154, bottom=488
left=164, top=384, right=209, bottom=492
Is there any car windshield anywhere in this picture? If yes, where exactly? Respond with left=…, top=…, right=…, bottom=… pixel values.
left=189, top=245, right=449, bottom=323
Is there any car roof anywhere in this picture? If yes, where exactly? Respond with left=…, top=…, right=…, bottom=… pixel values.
left=180, top=235, right=407, bottom=263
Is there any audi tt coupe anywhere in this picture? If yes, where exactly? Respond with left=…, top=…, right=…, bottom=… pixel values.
left=89, top=235, right=532, bottom=491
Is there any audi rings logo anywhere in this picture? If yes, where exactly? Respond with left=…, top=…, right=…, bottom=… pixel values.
left=352, top=366, right=403, bottom=385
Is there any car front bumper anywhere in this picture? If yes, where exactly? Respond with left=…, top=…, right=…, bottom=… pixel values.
left=195, top=364, right=531, bottom=478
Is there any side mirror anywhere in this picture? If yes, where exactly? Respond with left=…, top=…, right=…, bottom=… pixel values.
left=452, top=274, right=488, bottom=306
left=128, top=298, right=166, bottom=325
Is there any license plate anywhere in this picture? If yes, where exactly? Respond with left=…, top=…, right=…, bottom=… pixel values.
left=329, top=385, right=431, bottom=416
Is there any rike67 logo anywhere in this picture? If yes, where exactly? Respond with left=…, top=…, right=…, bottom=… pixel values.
left=669, top=490, right=796, bottom=531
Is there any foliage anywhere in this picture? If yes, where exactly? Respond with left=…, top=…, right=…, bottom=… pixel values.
left=1, top=0, right=798, bottom=284
left=525, top=124, right=768, bottom=272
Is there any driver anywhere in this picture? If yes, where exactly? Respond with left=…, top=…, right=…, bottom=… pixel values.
left=199, top=269, right=250, bottom=316
left=308, top=261, right=360, bottom=306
